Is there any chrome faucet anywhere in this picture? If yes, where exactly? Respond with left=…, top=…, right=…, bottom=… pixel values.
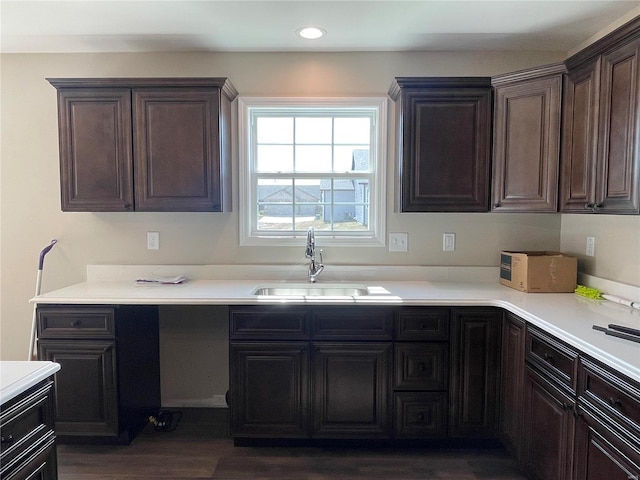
left=305, top=226, right=324, bottom=283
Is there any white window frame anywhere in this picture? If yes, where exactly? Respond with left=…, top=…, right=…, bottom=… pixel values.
left=238, top=97, right=387, bottom=247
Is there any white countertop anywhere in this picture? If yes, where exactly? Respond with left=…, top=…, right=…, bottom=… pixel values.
left=31, top=265, right=640, bottom=384
left=0, top=361, right=61, bottom=405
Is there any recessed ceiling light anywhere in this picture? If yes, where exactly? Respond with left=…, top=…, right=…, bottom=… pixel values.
left=296, top=27, right=326, bottom=40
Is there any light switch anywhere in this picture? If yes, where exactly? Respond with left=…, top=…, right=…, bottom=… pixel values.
left=389, top=233, right=408, bottom=252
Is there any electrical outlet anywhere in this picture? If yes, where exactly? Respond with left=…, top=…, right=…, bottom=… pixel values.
left=586, top=236, right=595, bottom=257
left=443, top=233, right=456, bottom=251
left=147, top=231, right=160, bottom=250
left=389, top=233, right=408, bottom=252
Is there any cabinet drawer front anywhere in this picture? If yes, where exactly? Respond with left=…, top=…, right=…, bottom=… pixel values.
left=394, top=344, right=448, bottom=391
left=0, top=430, right=56, bottom=480
left=37, top=307, right=115, bottom=339
left=230, top=307, right=310, bottom=340
left=0, top=382, right=54, bottom=473
left=312, top=307, right=394, bottom=340
left=526, top=327, right=577, bottom=391
left=580, top=358, right=640, bottom=439
left=395, top=308, right=450, bottom=341
left=394, top=393, right=448, bottom=438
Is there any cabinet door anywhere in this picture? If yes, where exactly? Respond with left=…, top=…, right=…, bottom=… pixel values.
left=230, top=342, right=309, bottom=438
left=392, top=79, right=492, bottom=212
left=492, top=74, right=563, bottom=212
left=574, top=413, right=640, bottom=480
left=38, top=340, right=119, bottom=438
left=560, top=59, right=601, bottom=213
left=313, top=343, right=391, bottom=438
left=133, top=88, right=224, bottom=211
left=56, top=88, right=133, bottom=211
left=449, top=308, right=500, bottom=438
left=522, top=367, right=575, bottom=480
left=500, top=312, right=526, bottom=459
left=596, top=39, right=640, bottom=214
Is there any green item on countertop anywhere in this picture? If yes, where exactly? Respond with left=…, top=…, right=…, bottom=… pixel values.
left=574, top=285, right=603, bottom=299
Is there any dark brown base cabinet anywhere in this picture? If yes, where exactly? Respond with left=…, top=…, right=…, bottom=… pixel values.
left=522, top=367, right=575, bottom=480
left=36, top=306, right=161, bottom=444
left=574, top=358, right=640, bottom=480
left=503, top=313, right=640, bottom=480
left=574, top=411, right=640, bottom=480
left=229, top=306, right=501, bottom=442
left=0, top=380, right=57, bottom=480
left=500, top=312, right=526, bottom=460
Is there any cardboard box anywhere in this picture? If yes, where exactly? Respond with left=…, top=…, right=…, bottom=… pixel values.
left=499, top=251, right=577, bottom=293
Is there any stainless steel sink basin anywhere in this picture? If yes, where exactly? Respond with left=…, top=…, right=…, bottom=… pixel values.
left=253, top=284, right=369, bottom=297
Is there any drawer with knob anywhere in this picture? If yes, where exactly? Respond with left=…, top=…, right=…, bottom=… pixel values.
left=526, top=326, right=578, bottom=393
left=0, top=380, right=56, bottom=480
left=37, top=307, right=115, bottom=339
left=579, top=357, right=640, bottom=442
left=395, top=308, right=450, bottom=341
left=394, top=343, right=448, bottom=391
left=394, top=392, right=448, bottom=438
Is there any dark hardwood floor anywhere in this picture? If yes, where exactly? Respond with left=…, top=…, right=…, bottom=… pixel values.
left=56, top=409, right=528, bottom=480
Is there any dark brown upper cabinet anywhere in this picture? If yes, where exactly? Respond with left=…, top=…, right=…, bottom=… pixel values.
left=491, top=63, right=566, bottom=213
left=562, top=18, right=640, bottom=214
left=388, top=78, right=492, bottom=212
left=48, top=78, right=237, bottom=212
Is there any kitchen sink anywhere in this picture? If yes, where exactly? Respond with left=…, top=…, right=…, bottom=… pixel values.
left=253, top=283, right=369, bottom=297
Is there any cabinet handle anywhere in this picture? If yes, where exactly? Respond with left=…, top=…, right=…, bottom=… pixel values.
left=543, top=353, right=553, bottom=363
left=417, top=413, right=425, bottom=422
left=494, top=203, right=501, bottom=208
left=419, top=321, right=425, bottom=329
left=594, top=203, right=603, bottom=210
left=418, top=362, right=426, bottom=372
left=1, top=434, right=14, bottom=447
left=561, top=402, right=571, bottom=411
left=70, top=320, right=81, bottom=327
left=608, top=397, right=622, bottom=409
left=124, top=203, right=133, bottom=210
left=585, top=202, right=594, bottom=210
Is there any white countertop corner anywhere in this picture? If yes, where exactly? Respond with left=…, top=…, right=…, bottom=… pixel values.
left=0, top=361, right=61, bottom=405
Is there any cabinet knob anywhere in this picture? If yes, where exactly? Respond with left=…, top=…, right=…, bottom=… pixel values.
left=585, top=202, right=594, bottom=210
left=124, top=203, right=132, bottom=210
left=494, top=203, right=501, bottom=208
left=417, top=413, right=425, bottom=422
left=1, top=434, right=14, bottom=447
left=70, top=320, right=81, bottom=327
left=594, top=203, right=603, bottom=211
left=543, top=353, right=553, bottom=363
left=418, top=362, right=426, bottom=372
left=561, top=402, right=571, bottom=411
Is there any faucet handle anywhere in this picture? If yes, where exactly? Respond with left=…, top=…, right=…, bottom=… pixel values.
left=318, top=249, right=324, bottom=265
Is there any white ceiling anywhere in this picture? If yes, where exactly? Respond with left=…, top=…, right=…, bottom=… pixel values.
left=1, top=0, right=639, bottom=54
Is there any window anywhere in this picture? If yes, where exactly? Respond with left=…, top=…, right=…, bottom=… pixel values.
left=239, top=97, right=387, bottom=247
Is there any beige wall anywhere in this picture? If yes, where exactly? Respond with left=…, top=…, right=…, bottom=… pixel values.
left=560, top=215, right=640, bottom=286
left=3, top=48, right=637, bottom=404
left=1, top=50, right=570, bottom=364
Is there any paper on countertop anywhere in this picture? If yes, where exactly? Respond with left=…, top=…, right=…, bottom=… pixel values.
left=135, top=275, right=188, bottom=285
